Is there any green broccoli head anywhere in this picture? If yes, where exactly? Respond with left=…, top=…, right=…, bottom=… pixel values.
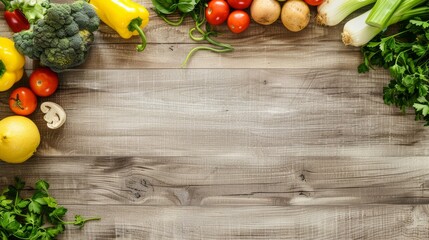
left=13, top=0, right=100, bottom=72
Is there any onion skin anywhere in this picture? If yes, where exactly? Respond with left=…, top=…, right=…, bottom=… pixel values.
left=281, top=0, right=310, bottom=32
left=250, top=0, right=281, bottom=25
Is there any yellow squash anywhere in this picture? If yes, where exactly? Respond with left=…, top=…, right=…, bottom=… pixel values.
left=89, top=0, right=150, bottom=52
left=0, top=37, right=25, bottom=92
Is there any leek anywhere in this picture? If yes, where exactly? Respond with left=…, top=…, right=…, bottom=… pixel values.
left=316, top=0, right=376, bottom=26
left=366, top=0, right=404, bottom=28
left=342, top=10, right=376, bottom=47
left=342, top=0, right=429, bottom=46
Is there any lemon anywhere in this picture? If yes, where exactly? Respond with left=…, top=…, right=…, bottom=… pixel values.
left=0, top=116, right=40, bottom=164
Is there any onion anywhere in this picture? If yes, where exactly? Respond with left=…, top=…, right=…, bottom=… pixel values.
left=281, top=0, right=310, bottom=32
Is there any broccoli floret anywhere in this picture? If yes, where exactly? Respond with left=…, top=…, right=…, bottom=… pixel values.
left=70, top=1, right=99, bottom=32
left=13, top=0, right=100, bottom=72
left=12, top=29, right=44, bottom=59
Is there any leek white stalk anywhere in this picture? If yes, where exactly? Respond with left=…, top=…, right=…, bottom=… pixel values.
left=342, top=10, right=378, bottom=46
left=342, top=0, right=429, bottom=47
left=316, top=0, right=376, bottom=26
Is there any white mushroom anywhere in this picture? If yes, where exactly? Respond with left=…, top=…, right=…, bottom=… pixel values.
left=40, top=102, right=66, bottom=129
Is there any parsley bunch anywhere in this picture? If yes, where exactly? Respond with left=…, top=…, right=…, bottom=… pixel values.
left=359, top=19, right=429, bottom=125
left=0, top=178, right=100, bottom=240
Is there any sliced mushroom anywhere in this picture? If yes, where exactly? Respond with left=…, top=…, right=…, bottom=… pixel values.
left=40, top=102, right=66, bottom=129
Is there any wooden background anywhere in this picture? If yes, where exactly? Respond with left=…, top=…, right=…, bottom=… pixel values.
left=2, top=0, right=429, bottom=239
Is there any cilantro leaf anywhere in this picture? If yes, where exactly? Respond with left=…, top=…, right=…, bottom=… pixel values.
left=28, top=201, right=41, bottom=214
left=409, top=19, right=429, bottom=29
left=35, top=180, right=49, bottom=193
left=414, top=103, right=429, bottom=116
left=0, top=178, right=100, bottom=239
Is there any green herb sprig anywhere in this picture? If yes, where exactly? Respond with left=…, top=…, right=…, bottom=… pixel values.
left=0, top=178, right=100, bottom=240
left=359, top=18, right=429, bottom=125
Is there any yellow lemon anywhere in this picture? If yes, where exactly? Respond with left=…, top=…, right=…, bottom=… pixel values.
left=0, top=116, right=40, bottom=164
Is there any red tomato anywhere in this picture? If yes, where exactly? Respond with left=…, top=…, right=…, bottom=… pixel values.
left=29, top=67, right=59, bottom=97
left=227, top=0, right=253, bottom=9
left=205, top=0, right=230, bottom=26
left=304, top=0, right=324, bottom=6
left=227, top=10, right=250, bottom=34
left=9, top=87, right=38, bottom=116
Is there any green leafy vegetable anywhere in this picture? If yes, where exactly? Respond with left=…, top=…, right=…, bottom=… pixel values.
left=0, top=177, right=100, bottom=240
left=151, top=0, right=178, bottom=14
left=360, top=18, right=429, bottom=125
left=151, top=0, right=233, bottom=67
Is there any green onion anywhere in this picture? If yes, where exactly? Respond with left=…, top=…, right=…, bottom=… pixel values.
left=366, top=0, right=404, bottom=28
left=316, top=0, right=376, bottom=26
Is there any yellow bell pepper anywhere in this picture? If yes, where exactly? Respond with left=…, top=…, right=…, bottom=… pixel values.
left=0, top=37, right=25, bottom=92
left=89, top=0, right=149, bottom=52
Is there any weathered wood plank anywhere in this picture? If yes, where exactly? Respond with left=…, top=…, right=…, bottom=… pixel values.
left=1, top=69, right=425, bottom=158
left=78, top=41, right=360, bottom=70
left=2, top=155, right=429, bottom=206
left=55, top=205, right=429, bottom=239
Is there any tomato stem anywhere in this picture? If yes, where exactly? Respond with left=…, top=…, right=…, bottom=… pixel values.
left=10, top=94, right=25, bottom=110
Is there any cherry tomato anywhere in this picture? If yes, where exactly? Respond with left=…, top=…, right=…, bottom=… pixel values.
left=227, top=10, right=250, bottom=34
left=304, top=0, right=324, bottom=6
left=29, top=67, right=59, bottom=97
left=227, top=0, right=253, bottom=9
left=205, top=0, right=230, bottom=26
left=9, top=87, right=38, bottom=116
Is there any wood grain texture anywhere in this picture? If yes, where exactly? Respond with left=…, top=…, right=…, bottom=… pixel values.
left=1, top=0, right=429, bottom=239
left=1, top=69, right=425, bottom=158
left=45, top=205, right=429, bottom=239
left=2, top=156, right=429, bottom=206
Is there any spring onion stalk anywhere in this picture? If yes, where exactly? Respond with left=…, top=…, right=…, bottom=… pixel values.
left=342, top=0, right=429, bottom=47
left=316, top=0, right=376, bottom=26
left=366, top=0, right=404, bottom=28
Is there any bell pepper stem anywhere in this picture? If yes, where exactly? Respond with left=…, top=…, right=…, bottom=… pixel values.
left=128, top=17, right=147, bottom=52
left=0, top=0, right=12, bottom=11
left=0, top=60, right=5, bottom=78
